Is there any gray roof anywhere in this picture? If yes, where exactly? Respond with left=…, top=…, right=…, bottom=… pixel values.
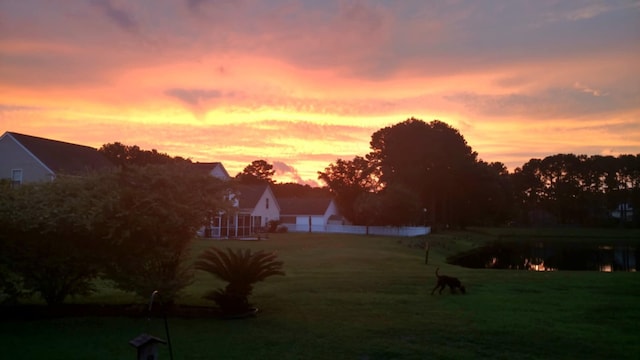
left=7, top=132, right=113, bottom=175
left=192, top=162, right=231, bottom=179
left=278, top=197, right=333, bottom=216
left=235, top=184, right=269, bottom=210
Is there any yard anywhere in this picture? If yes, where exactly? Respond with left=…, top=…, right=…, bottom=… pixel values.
left=1, top=229, right=639, bottom=359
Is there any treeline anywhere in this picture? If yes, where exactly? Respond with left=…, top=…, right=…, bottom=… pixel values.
left=513, top=153, right=639, bottom=226
left=98, top=144, right=330, bottom=198
left=318, top=118, right=640, bottom=228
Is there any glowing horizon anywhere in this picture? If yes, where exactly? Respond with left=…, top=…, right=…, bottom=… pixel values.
left=1, top=0, right=639, bottom=185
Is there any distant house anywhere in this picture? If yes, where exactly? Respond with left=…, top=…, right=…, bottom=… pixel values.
left=278, top=197, right=342, bottom=232
left=204, top=183, right=281, bottom=239
left=191, top=162, right=232, bottom=181
left=0, top=131, right=113, bottom=185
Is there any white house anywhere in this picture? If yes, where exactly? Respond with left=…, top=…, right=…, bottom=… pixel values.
left=204, top=183, right=281, bottom=239
left=0, top=131, right=113, bottom=185
left=278, top=197, right=342, bottom=232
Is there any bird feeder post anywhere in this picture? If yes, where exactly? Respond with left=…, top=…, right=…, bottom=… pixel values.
left=129, top=333, right=167, bottom=360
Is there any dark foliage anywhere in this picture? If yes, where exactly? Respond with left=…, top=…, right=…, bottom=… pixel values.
left=0, top=175, right=107, bottom=305
left=100, top=164, right=232, bottom=304
left=512, top=153, right=640, bottom=226
left=195, top=247, right=285, bottom=315
left=99, top=142, right=191, bottom=167
left=235, top=160, right=275, bottom=184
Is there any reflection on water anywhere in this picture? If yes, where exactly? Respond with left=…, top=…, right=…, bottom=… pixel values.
left=448, top=241, right=637, bottom=272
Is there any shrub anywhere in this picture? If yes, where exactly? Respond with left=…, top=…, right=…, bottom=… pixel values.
left=195, top=247, right=285, bottom=315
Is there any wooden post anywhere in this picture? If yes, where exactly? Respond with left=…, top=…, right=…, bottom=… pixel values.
left=425, top=240, right=430, bottom=265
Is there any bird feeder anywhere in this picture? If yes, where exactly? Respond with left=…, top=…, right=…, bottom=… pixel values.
left=129, top=333, right=167, bottom=360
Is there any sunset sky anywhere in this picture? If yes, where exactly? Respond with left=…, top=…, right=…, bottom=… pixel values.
left=1, top=0, right=639, bottom=185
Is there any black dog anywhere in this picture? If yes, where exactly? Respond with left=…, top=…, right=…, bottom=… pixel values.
left=431, top=267, right=466, bottom=295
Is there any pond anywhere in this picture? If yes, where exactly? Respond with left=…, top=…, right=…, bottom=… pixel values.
left=448, top=241, right=638, bottom=272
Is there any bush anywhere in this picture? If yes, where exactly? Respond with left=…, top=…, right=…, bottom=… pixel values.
left=267, top=220, right=281, bottom=233
left=195, top=247, right=285, bottom=315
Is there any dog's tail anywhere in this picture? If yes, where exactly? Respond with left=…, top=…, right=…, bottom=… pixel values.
left=435, top=267, right=440, bottom=278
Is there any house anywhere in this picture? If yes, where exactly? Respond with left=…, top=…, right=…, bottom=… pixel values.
left=204, top=183, right=281, bottom=239
left=611, top=203, right=634, bottom=222
left=278, top=196, right=342, bottom=232
left=191, top=162, right=231, bottom=181
left=0, top=131, right=113, bottom=185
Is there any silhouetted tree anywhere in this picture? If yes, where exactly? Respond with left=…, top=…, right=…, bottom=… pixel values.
left=99, top=142, right=190, bottom=167
left=376, top=183, right=422, bottom=226
left=272, top=183, right=331, bottom=198
left=318, top=156, right=379, bottom=224
left=100, top=163, right=232, bottom=303
left=465, top=161, right=514, bottom=226
left=368, top=118, right=478, bottom=227
left=512, top=153, right=640, bottom=227
left=236, top=160, right=275, bottom=184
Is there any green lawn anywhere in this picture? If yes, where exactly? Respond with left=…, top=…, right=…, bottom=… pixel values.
left=1, top=230, right=639, bottom=359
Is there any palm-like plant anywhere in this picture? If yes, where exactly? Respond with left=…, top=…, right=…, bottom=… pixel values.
left=195, top=247, right=285, bottom=315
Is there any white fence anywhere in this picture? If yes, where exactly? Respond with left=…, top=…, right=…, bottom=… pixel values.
left=281, top=223, right=431, bottom=237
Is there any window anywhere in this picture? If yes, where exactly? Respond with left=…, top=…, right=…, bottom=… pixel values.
left=11, top=169, right=23, bottom=187
left=266, top=198, right=269, bottom=209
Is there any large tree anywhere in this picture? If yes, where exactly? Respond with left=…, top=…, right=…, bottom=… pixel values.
left=368, top=118, right=478, bottom=227
left=100, top=163, right=232, bottom=303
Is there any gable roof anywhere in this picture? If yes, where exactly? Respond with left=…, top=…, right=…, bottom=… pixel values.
left=4, top=132, right=113, bottom=175
left=235, top=183, right=271, bottom=210
left=192, top=162, right=231, bottom=180
left=278, top=197, right=333, bottom=216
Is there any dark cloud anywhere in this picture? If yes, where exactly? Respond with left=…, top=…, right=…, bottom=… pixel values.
left=165, top=88, right=224, bottom=107
left=446, top=85, right=637, bottom=119
left=272, top=160, right=315, bottom=185
left=89, top=0, right=138, bottom=33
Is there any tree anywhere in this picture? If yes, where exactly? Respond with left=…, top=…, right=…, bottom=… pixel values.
left=271, top=182, right=331, bottom=198
left=512, top=153, right=640, bottom=226
left=464, top=161, right=514, bottom=226
left=99, top=163, right=233, bottom=304
left=235, top=160, right=276, bottom=184
left=99, top=142, right=190, bottom=167
left=376, top=183, right=422, bottom=226
left=318, top=156, right=379, bottom=224
left=0, top=174, right=108, bottom=305
left=195, top=247, right=285, bottom=316
left=353, top=192, right=384, bottom=227
left=368, top=118, right=478, bottom=227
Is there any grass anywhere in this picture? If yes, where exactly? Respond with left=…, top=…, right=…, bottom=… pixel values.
left=1, top=230, right=639, bottom=359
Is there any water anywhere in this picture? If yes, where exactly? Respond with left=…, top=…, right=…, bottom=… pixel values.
left=448, top=241, right=637, bottom=272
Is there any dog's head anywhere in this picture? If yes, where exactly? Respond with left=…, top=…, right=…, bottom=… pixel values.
left=460, top=285, right=466, bottom=294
